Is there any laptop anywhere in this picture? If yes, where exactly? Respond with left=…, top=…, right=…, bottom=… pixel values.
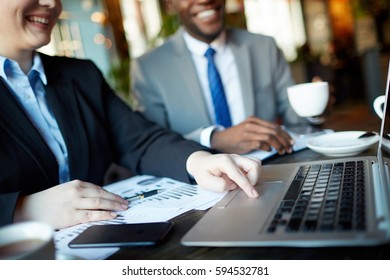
left=181, top=62, right=390, bottom=247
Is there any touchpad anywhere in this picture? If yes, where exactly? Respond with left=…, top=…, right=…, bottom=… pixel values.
left=217, top=181, right=284, bottom=209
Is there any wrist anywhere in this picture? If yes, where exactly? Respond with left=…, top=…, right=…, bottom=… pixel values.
left=186, top=151, right=211, bottom=176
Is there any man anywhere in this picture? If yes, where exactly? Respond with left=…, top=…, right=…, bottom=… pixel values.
left=0, top=0, right=260, bottom=230
left=132, top=0, right=308, bottom=155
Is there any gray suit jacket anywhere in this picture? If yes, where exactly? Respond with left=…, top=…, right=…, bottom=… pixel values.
left=132, top=28, right=306, bottom=142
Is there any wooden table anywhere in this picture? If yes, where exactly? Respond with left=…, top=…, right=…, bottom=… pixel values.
left=108, top=100, right=389, bottom=260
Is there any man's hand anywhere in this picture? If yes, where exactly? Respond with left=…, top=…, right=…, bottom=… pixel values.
left=211, top=116, right=294, bottom=155
left=186, top=151, right=261, bottom=198
left=14, top=180, right=129, bottom=229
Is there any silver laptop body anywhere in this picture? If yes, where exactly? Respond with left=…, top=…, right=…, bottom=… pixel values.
left=182, top=63, right=390, bottom=247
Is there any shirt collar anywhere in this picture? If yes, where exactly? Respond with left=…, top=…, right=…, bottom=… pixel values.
left=31, top=53, right=47, bottom=85
left=183, top=30, right=227, bottom=57
left=0, top=56, right=7, bottom=80
left=0, top=52, right=47, bottom=85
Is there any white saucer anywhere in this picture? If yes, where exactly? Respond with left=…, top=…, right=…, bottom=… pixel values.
left=306, top=131, right=379, bottom=157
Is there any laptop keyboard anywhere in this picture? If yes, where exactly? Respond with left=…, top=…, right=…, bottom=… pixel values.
left=267, top=161, right=366, bottom=233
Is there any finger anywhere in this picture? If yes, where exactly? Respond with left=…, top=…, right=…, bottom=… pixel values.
left=247, top=116, right=278, bottom=129
left=218, top=158, right=259, bottom=198
left=77, top=181, right=128, bottom=204
left=233, top=155, right=262, bottom=186
left=237, top=130, right=275, bottom=147
left=233, top=138, right=273, bottom=154
left=221, top=174, right=240, bottom=191
left=263, top=137, right=287, bottom=155
left=232, top=140, right=260, bottom=154
left=241, top=124, right=294, bottom=151
left=74, top=209, right=119, bottom=225
left=248, top=118, right=293, bottom=146
left=258, top=130, right=293, bottom=154
left=76, top=195, right=128, bottom=212
left=258, top=141, right=272, bottom=152
left=277, top=129, right=295, bottom=146
left=249, top=120, right=294, bottom=145
left=252, top=134, right=286, bottom=154
left=196, top=173, right=236, bottom=193
left=243, top=121, right=278, bottom=136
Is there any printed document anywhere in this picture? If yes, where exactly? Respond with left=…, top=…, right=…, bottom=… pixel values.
left=55, top=175, right=226, bottom=260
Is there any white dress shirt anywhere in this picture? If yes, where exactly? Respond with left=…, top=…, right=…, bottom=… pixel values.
left=183, top=31, right=245, bottom=147
left=0, top=54, right=70, bottom=183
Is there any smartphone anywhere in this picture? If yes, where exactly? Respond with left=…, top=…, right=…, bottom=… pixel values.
left=68, top=222, right=173, bottom=248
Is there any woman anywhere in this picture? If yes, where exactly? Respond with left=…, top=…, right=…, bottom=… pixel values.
left=0, top=0, right=260, bottom=230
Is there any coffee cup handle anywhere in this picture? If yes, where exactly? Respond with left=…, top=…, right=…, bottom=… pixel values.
left=373, top=95, right=386, bottom=119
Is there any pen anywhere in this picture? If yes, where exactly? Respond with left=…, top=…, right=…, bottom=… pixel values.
left=124, top=189, right=163, bottom=200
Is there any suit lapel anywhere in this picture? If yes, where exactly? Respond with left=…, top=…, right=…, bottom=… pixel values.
left=0, top=80, right=58, bottom=185
left=40, top=54, right=90, bottom=180
left=228, top=30, right=255, bottom=117
left=171, top=30, right=212, bottom=124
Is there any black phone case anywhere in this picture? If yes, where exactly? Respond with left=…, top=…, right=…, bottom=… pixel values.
left=68, top=222, right=173, bottom=248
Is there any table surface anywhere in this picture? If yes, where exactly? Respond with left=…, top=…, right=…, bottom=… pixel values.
left=108, top=100, right=390, bottom=260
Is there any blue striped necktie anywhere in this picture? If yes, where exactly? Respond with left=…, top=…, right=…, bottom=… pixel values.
left=204, top=47, right=232, bottom=127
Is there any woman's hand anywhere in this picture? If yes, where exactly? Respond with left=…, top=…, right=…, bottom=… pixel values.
left=186, top=151, right=261, bottom=198
left=14, top=180, right=129, bottom=229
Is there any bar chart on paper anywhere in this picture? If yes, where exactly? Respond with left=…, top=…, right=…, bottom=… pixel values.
left=103, top=176, right=225, bottom=222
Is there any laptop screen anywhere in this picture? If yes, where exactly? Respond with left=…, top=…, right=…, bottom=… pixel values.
left=378, top=61, right=390, bottom=187
left=378, top=62, right=390, bottom=154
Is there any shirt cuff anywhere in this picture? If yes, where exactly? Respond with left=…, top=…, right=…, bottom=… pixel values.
left=200, top=125, right=225, bottom=148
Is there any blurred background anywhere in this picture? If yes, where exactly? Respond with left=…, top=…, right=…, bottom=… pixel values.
left=40, top=0, right=390, bottom=109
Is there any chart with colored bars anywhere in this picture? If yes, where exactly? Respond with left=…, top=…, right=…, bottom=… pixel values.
left=54, top=175, right=226, bottom=260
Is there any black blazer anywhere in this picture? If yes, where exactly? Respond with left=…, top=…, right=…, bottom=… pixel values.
left=0, top=53, right=206, bottom=226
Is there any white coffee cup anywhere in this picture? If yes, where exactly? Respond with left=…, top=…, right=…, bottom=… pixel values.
left=287, top=82, right=329, bottom=117
left=0, top=221, right=55, bottom=260
left=373, top=95, right=386, bottom=119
